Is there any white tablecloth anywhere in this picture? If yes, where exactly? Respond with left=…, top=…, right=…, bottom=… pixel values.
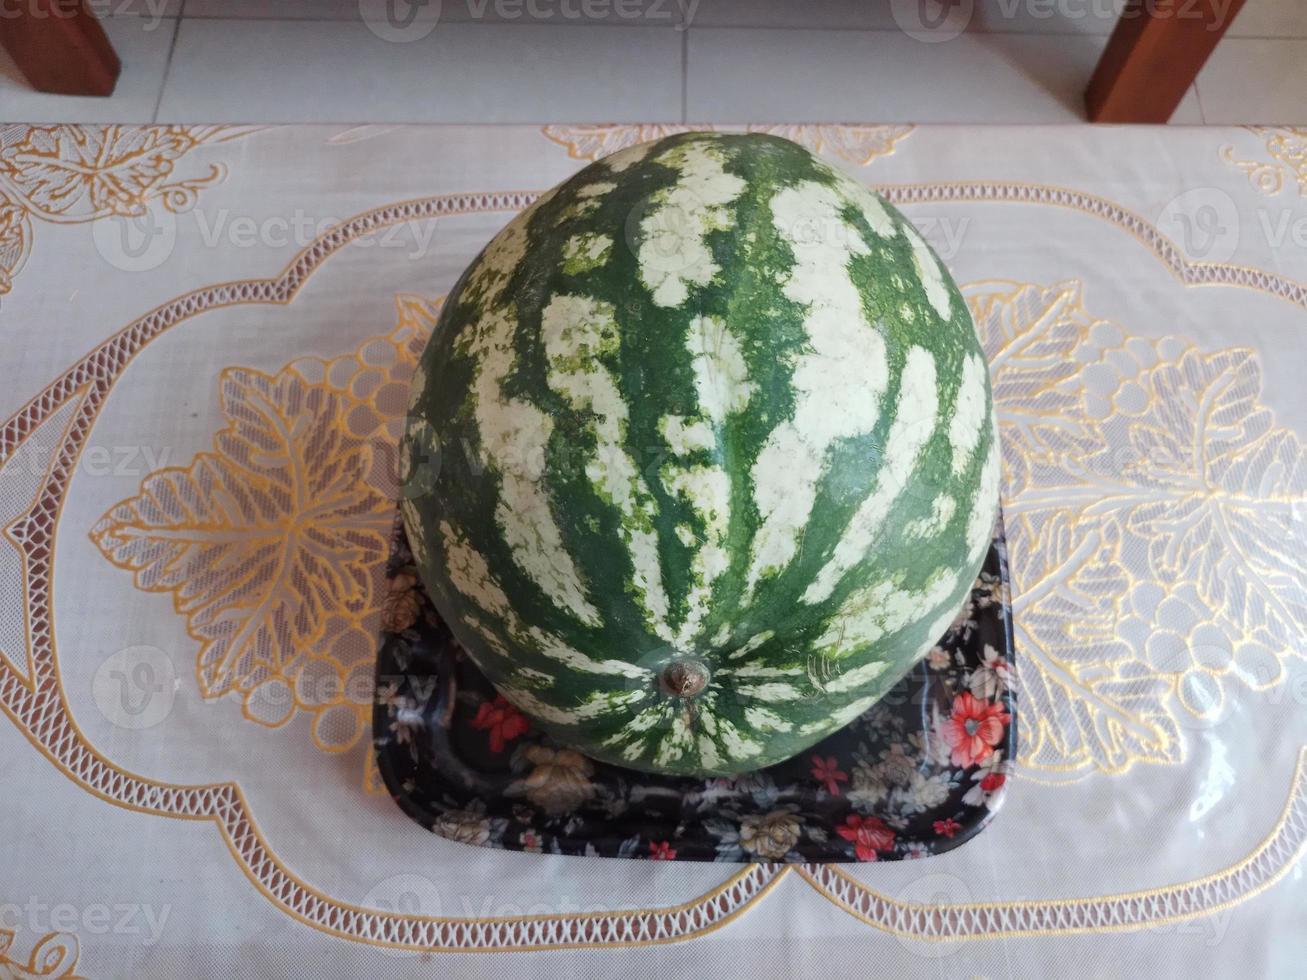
left=0, top=122, right=1304, bottom=977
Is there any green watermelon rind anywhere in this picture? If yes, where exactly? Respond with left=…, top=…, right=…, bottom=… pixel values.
left=402, top=132, right=1000, bottom=776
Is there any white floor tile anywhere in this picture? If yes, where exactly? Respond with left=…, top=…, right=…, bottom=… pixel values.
left=1228, top=0, right=1307, bottom=38
left=687, top=28, right=1108, bottom=123
left=0, top=15, right=176, bottom=123
left=1196, top=38, right=1307, bottom=124
left=184, top=0, right=691, bottom=27
left=156, top=19, right=682, bottom=123
left=1170, top=84, right=1204, bottom=124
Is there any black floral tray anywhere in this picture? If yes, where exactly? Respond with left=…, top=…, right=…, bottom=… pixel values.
left=374, top=514, right=1016, bottom=863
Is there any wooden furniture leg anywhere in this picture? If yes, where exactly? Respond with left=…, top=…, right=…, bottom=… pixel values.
left=0, top=0, right=121, bottom=97
left=1086, top=0, right=1246, bottom=123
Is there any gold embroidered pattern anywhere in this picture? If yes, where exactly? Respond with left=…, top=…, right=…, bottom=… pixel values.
left=541, top=124, right=913, bottom=166
left=0, top=190, right=31, bottom=295
left=542, top=124, right=697, bottom=160
left=1221, top=127, right=1307, bottom=197
left=0, top=125, right=257, bottom=296
left=0, top=931, right=83, bottom=979
left=748, top=125, right=914, bottom=165
left=880, top=181, right=1307, bottom=307
left=974, top=279, right=1306, bottom=779
left=90, top=296, right=439, bottom=755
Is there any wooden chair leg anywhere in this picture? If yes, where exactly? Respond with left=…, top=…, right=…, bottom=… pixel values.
left=1086, top=0, right=1246, bottom=123
left=0, top=0, right=121, bottom=97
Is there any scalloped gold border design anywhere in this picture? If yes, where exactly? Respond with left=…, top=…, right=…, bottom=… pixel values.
left=878, top=181, right=1307, bottom=308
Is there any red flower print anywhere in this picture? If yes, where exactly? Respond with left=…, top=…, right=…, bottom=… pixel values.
left=649, top=840, right=677, bottom=860
left=835, top=814, right=895, bottom=861
left=933, top=818, right=962, bottom=839
left=519, top=830, right=543, bottom=853
left=471, top=695, right=529, bottom=752
left=980, top=771, right=1006, bottom=793
left=810, top=754, right=849, bottom=795
left=936, top=692, right=1010, bottom=768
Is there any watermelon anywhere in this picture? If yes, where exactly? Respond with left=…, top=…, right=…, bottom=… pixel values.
left=401, top=132, right=1000, bottom=776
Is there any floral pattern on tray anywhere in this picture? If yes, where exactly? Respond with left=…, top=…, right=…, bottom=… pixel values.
left=374, top=514, right=1017, bottom=863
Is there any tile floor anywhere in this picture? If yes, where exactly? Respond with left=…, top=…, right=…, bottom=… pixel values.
left=0, top=0, right=1304, bottom=124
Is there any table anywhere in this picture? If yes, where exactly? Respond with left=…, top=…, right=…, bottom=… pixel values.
left=0, top=122, right=1304, bottom=977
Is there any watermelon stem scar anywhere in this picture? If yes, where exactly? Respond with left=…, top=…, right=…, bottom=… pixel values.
left=661, top=659, right=710, bottom=699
